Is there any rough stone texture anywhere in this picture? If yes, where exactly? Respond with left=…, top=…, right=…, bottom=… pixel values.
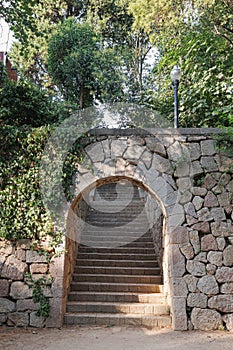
left=1, top=256, right=27, bottom=280
left=211, top=222, right=233, bottom=237
left=215, top=267, right=233, bottom=283
left=169, top=245, right=186, bottom=277
left=206, top=264, right=217, bottom=275
left=30, top=311, right=45, bottom=328
left=187, top=293, right=208, bottom=308
left=197, top=275, right=219, bottom=295
left=189, top=230, right=200, bottom=254
left=0, top=298, right=16, bottom=313
left=192, top=222, right=210, bottom=234
left=220, top=283, right=233, bottom=294
left=17, top=299, right=39, bottom=311
left=8, top=312, right=29, bottom=327
left=223, top=314, right=233, bottom=331
left=211, top=208, right=226, bottom=221
left=191, top=187, right=207, bottom=196
left=26, top=251, right=47, bottom=263
left=184, top=275, right=198, bottom=292
left=30, top=263, right=48, bottom=274
left=145, top=137, right=166, bottom=157
left=168, top=227, right=189, bottom=244
left=204, top=191, right=219, bottom=207
left=201, top=140, right=216, bottom=156
left=191, top=308, right=222, bottom=330
left=0, top=279, right=9, bottom=297
left=208, top=295, right=233, bottom=312
left=180, top=244, right=195, bottom=260
left=194, top=252, right=207, bottom=263
left=85, top=142, right=105, bottom=162
left=223, top=245, right=233, bottom=267
left=0, top=313, right=7, bottom=325
left=10, top=282, right=32, bottom=299
left=201, top=156, right=218, bottom=172
left=207, top=251, right=223, bottom=267
left=193, top=196, right=204, bottom=211
left=197, top=208, right=213, bottom=222
left=170, top=278, right=188, bottom=297
left=201, top=234, right=217, bottom=251
left=216, top=237, right=226, bottom=251
left=171, top=297, right=187, bottom=331
left=186, top=260, right=206, bottom=277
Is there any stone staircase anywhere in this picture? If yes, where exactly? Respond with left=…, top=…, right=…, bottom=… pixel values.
left=64, top=180, right=171, bottom=327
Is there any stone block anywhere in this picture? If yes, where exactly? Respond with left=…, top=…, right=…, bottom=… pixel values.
left=169, top=245, right=186, bottom=277
left=223, top=245, right=233, bottom=267
left=200, top=156, right=218, bottom=172
left=26, top=250, right=47, bottom=263
left=8, top=312, right=29, bottom=327
left=170, top=277, right=188, bottom=297
left=1, top=255, right=27, bottom=280
left=123, top=145, right=145, bottom=162
left=191, top=187, right=207, bottom=196
left=46, top=298, right=63, bottom=328
left=216, top=237, right=226, bottom=251
left=200, top=140, right=216, bottom=156
left=177, top=178, right=192, bottom=194
left=17, top=299, right=39, bottom=311
left=208, top=295, right=233, bottom=312
left=204, top=191, right=219, bottom=207
left=206, top=264, right=217, bottom=275
left=0, top=298, right=16, bottom=312
left=140, top=150, right=152, bottom=169
left=85, top=142, right=105, bottom=162
left=145, top=137, right=166, bottom=157
left=0, top=279, right=9, bottom=297
left=192, top=222, right=210, bottom=234
left=152, top=154, right=173, bottom=174
left=180, top=244, right=195, bottom=260
left=194, top=252, right=207, bottom=263
left=186, top=260, right=206, bottom=277
left=111, top=140, right=127, bottom=158
left=201, top=234, right=217, bottom=251
left=184, top=203, right=197, bottom=218
left=187, top=143, right=200, bottom=160
left=171, top=297, right=187, bottom=330
left=10, top=281, right=32, bottom=299
left=191, top=308, right=222, bottom=330
left=30, top=311, right=45, bottom=328
left=211, top=222, right=233, bottom=237
left=223, top=314, right=233, bottom=332
left=0, top=242, right=14, bottom=256
left=215, top=267, right=233, bottom=283
left=197, top=207, right=213, bottom=221
left=189, top=230, right=200, bottom=254
left=30, top=263, right=48, bottom=274
left=168, top=227, right=189, bottom=244
left=197, top=275, right=219, bottom=295
left=0, top=313, right=7, bottom=325
left=187, top=293, right=208, bottom=308
left=15, top=249, right=26, bottom=261
left=192, top=196, right=204, bottom=211
left=179, top=191, right=193, bottom=204
left=183, top=274, right=198, bottom=292
left=16, top=239, right=31, bottom=250
left=49, top=254, right=65, bottom=278
left=207, top=251, right=223, bottom=267
left=220, top=283, right=233, bottom=294
left=211, top=208, right=226, bottom=221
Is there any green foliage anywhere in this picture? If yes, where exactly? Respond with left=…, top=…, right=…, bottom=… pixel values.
left=26, top=272, right=51, bottom=317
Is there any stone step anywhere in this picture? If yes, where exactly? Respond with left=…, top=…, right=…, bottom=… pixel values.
left=75, top=259, right=159, bottom=267
left=70, top=282, right=163, bottom=293
left=74, top=266, right=161, bottom=275
left=80, top=236, right=153, bottom=244
left=72, top=274, right=162, bottom=284
left=79, top=241, right=155, bottom=248
left=78, top=247, right=155, bottom=254
left=64, top=313, right=172, bottom=328
left=77, top=253, right=156, bottom=260
left=66, top=301, right=169, bottom=315
left=68, top=292, right=166, bottom=303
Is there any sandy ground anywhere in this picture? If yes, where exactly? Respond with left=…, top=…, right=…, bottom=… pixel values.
left=0, top=326, right=233, bottom=350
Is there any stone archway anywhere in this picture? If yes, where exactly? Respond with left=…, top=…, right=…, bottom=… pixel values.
left=64, top=134, right=188, bottom=330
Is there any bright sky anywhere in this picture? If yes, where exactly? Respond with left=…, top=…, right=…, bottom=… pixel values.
left=0, top=17, right=14, bottom=54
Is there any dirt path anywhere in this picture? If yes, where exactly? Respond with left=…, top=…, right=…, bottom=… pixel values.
left=0, top=326, right=233, bottom=350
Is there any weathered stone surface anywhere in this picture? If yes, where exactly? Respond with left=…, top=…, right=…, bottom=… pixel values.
left=0, top=313, right=7, bottom=324
left=180, top=244, right=195, bottom=260
left=197, top=275, right=219, bottom=295
left=204, top=191, right=219, bottom=207
left=187, top=293, right=208, bottom=308
left=222, top=314, right=233, bottom=332
left=101, top=139, right=111, bottom=158
left=46, top=298, right=63, bottom=328
left=140, top=150, right=152, bottom=169
left=190, top=160, right=203, bottom=177
left=197, top=208, right=213, bottom=221
left=192, top=222, right=210, bottom=234
left=168, top=227, right=189, bottom=244
left=26, top=250, right=47, bottom=263
left=177, top=178, right=192, bottom=194
left=30, top=311, right=45, bottom=328
left=211, top=207, right=226, bottom=221
left=30, top=263, right=48, bottom=274
left=186, top=260, right=206, bottom=277
left=166, top=141, right=183, bottom=161
left=192, top=196, right=204, bottom=211
left=1, top=255, right=27, bottom=280
left=17, top=299, right=39, bottom=311
left=184, top=203, right=197, bottom=218
left=184, top=274, right=198, bottom=292
left=215, top=267, right=233, bottom=283
left=202, top=174, right=217, bottom=190
left=201, top=234, right=217, bottom=251
left=145, top=138, right=167, bottom=157
left=194, top=252, right=207, bottom=263
left=217, top=192, right=231, bottom=207
left=170, top=277, right=188, bottom=297
left=169, top=245, right=186, bottom=277
left=127, top=136, right=145, bottom=147
left=111, top=140, right=128, bottom=159
left=180, top=191, right=193, bottom=204
left=0, top=298, right=16, bottom=312
left=174, top=161, right=190, bottom=177
left=208, top=295, right=233, bottom=312
left=223, top=246, right=233, bottom=267
left=220, top=283, right=233, bottom=294
left=0, top=242, right=14, bottom=256
left=220, top=173, right=231, bottom=186
left=152, top=154, right=173, bottom=174
left=189, top=230, right=200, bottom=254
left=10, top=282, right=32, bottom=299
left=186, top=215, right=198, bottom=226
left=201, top=140, right=216, bottom=156
left=0, top=279, right=9, bottom=297
left=85, top=142, right=105, bottom=162
left=15, top=249, right=26, bottom=261
left=123, top=145, right=145, bottom=162
left=191, top=187, right=207, bottom=196
left=201, top=156, right=218, bottom=172
left=8, top=312, right=29, bottom=327
left=207, top=251, right=223, bottom=267
left=211, top=222, right=233, bottom=237
left=206, top=264, right=217, bottom=275
left=187, top=143, right=201, bottom=160
left=171, top=297, right=187, bottom=331
left=191, top=308, right=222, bottom=330
left=216, top=237, right=226, bottom=251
